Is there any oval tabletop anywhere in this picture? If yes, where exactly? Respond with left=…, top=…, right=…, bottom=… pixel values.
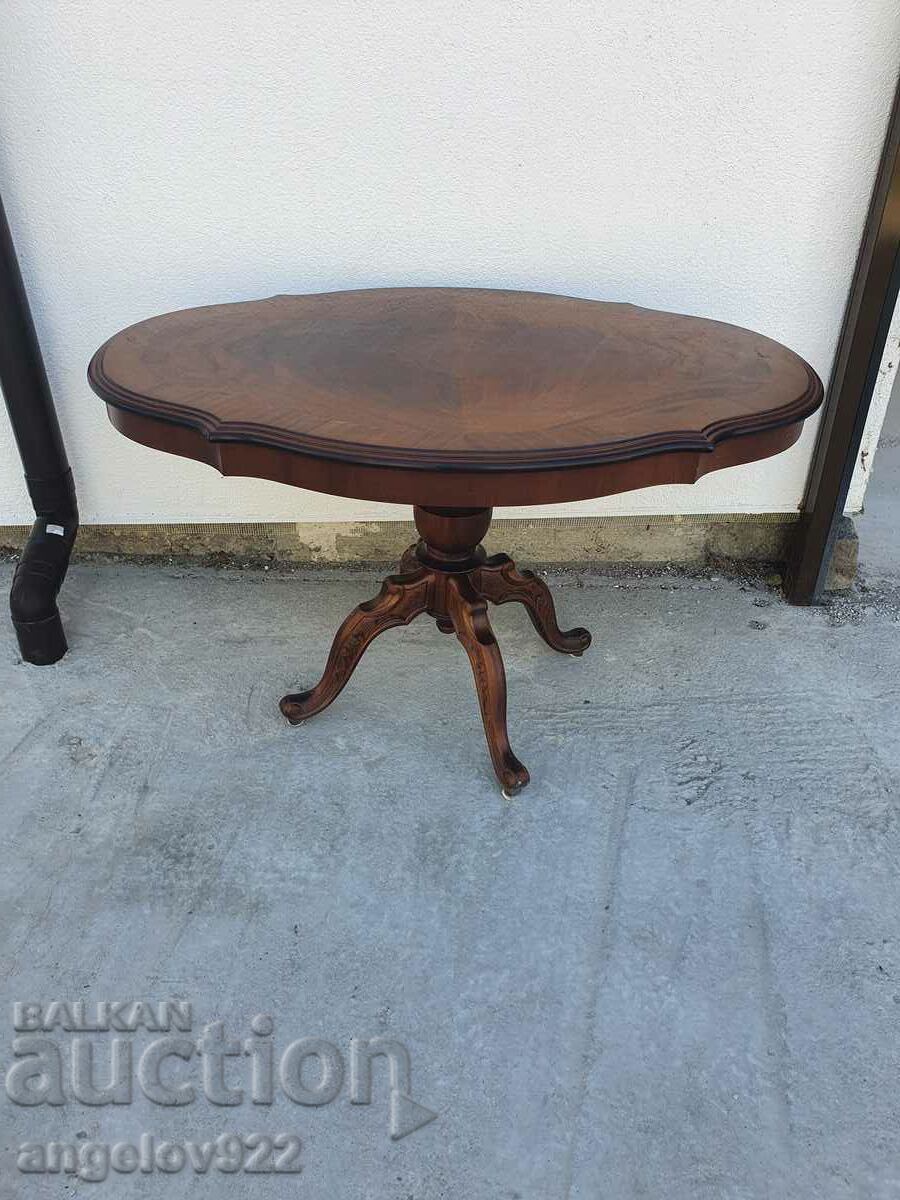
left=88, top=288, right=823, bottom=507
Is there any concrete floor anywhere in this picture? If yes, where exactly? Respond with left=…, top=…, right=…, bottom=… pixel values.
left=2, top=454, right=900, bottom=1196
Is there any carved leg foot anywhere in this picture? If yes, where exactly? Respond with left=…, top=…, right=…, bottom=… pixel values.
left=477, top=554, right=591, bottom=655
left=445, top=574, right=530, bottom=795
left=280, top=568, right=431, bottom=722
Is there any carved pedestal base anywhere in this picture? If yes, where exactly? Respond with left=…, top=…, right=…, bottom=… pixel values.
left=280, top=506, right=591, bottom=793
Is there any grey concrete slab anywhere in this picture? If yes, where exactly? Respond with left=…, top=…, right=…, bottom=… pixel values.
left=1, top=559, right=899, bottom=1198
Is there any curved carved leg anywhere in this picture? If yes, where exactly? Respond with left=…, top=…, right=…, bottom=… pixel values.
left=280, top=568, right=431, bottom=723
left=477, top=554, right=591, bottom=656
left=399, top=543, right=453, bottom=633
left=445, top=574, right=530, bottom=795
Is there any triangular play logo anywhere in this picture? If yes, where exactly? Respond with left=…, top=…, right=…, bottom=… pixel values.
left=390, top=1090, right=438, bottom=1140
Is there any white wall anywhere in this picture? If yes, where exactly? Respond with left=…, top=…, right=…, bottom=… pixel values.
left=1, top=0, right=897, bottom=525
left=846, top=297, right=900, bottom=514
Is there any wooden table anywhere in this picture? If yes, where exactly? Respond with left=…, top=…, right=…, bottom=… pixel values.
left=89, top=288, right=823, bottom=793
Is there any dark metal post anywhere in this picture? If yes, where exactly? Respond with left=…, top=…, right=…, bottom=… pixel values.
left=786, top=76, right=900, bottom=604
left=0, top=192, right=78, bottom=662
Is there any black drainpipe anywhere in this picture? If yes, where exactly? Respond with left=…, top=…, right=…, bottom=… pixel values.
left=0, top=192, right=78, bottom=664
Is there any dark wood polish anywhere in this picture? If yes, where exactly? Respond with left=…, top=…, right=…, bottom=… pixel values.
left=477, top=553, right=591, bottom=656
left=282, top=512, right=558, bottom=795
left=89, top=287, right=823, bottom=791
left=90, top=287, right=822, bottom=507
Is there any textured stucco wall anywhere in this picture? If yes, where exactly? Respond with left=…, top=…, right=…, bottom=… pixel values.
left=1, top=1, right=897, bottom=525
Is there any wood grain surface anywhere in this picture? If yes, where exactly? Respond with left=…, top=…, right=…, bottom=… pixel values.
left=89, top=287, right=823, bottom=506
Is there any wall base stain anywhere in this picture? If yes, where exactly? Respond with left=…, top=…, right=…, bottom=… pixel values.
left=0, top=513, right=802, bottom=565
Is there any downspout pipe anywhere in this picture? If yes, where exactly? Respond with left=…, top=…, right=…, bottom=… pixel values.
left=0, top=193, right=78, bottom=664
